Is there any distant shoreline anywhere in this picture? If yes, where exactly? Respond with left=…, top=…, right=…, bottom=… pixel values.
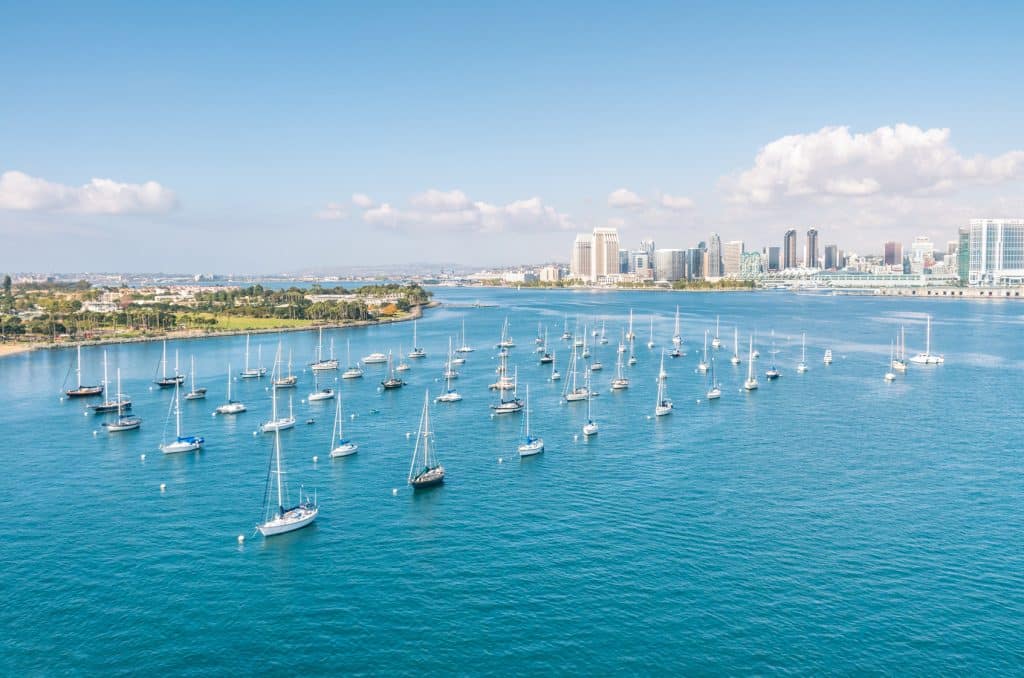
left=0, top=302, right=436, bottom=360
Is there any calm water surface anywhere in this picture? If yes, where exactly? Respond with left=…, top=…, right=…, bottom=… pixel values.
left=1, top=288, right=1022, bottom=674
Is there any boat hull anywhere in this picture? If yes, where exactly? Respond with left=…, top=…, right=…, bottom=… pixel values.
left=161, top=437, right=204, bottom=454
left=330, top=442, right=358, bottom=458
left=308, top=390, right=335, bottom=401
left=518, top=440, right=544, bottom=456
left=216, top=402, right=246, bottom=414
left=66, top=386, right=103, bottom=398
left=258, top=506, right=318, bottom=536
left=410, top=467, right=445, bottom=489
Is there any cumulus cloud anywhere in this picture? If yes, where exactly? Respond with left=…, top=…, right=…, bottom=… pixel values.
left=351, top=193, right=374, bottom=208
left=727, top=124, right=1024, bottom=206
left=659, top=193, right=695, bottom=210
left=315, top=202, right=348, bottom=220
left=345, top=189, right=574, bottom=234
left=0, top=170, right=177, bottom=214
left=608, top=188, right=645, bottom=209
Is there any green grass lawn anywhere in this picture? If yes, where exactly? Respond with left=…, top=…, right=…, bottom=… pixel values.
left=194, top=314, right=316, bottom=330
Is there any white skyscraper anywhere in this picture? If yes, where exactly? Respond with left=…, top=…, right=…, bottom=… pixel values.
left=591, top=227, right=620, bottom=281
left=723, top=240, right=745, bottom=276
left=969, top=218, right=1024, bottom=286
left=571, top=233, right=593, bottom=281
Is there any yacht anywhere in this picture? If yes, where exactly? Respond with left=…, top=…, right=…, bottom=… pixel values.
left=160, top=382, right=204, bottom=453
left=310, top=327, right=339, bottom=372
left=103, top=369, right=142, bottom=432
left=408, top=390, right=445, bottom=489
left=909, top=315, right=944, bottom=364
left=517, top=386, right=544, bottom=457
left=654, top=350, right=673, bottom=416
left=796, top=333, right=808, bottom=373
left=215, top=363, right=246, bottom=414
left=362, top=351, right=388, bottom=364
left=65, top=345, right=103, bottom=398
left=408, top=320, right=427, bottom=359
left=823, top=348, right=833, bottom=365
left=743, top=337, right=759, bottom=391
left=257, top=386, right=318, bottom=537
left=329, top=393, right=358, bottom=457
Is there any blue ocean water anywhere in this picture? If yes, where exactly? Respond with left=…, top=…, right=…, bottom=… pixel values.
left=1, top=288, right=1022, bottom=674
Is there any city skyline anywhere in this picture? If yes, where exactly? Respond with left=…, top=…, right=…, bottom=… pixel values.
left=3, top=2, right=1024, bottom=273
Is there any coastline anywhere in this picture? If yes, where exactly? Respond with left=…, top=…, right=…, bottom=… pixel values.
left=0, top=301, right=437, bottom=360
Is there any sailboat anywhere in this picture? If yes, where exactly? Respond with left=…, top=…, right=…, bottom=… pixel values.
left=743, top=337, right=759, bottom=391
left=628, top=337, right=637, bottom=366
left=730, top=327, right=741, bottom=365
left=497, top=317, right=515, bottom=348
left=215, top=363, right=246, bottom=414
left=257, top=385, right=319, bottom=536
left=341, top=340, right=364, bottom=379
left=697, top=330, right=710, bottom=372
left=550, top=352, right=561, bottom=381
left=590, top=345, right=603, bottom=371
left=671, top=306, right=682, bottom=347
left=408, top=320, right=426, bottom=358
left=610, top=345, right=629, bottom=390
left=885, top=341, right=897, bottom=382
left=103, top=369, right=141, bottom=431
left=457, top=318, right=475, bottom=353
left=489, top=349, right=516, bottom=391
left=408, top=390, right=445, bottom=489
left=796, top=333, right=808, bottom=373
left=260, top=393, right=296, bottom=433
left=310, top=327, right=339, bottom=372
left=273, top=348, right=298, bottom=388
left=823, top=348, right=833, bottom=365
left=910, top=315, right=944, bottom=364
left=655, top=350, right=673, bottom=416
left=560, top=314, right=572, bottom=341
left=599, top=321, right=609, bottom=345
left=625, top=309, right=635, bottom=341
left=765, top=331, right=781, bottom=380
left=706, top=356, right=721, bottom=400
left=539, top=328, right=554, bottom=364
left=646, top=316, right=655, bottom=349
left=491, top=366, right=524, bottom=413
left=437, top=343, right=463, bottom=403
left=154, top=341, right=185, bottom=388
left=582, top=371, right=598, bottom=436
left=329, top=392, right=358, bottom=457
left=240, top=335, right=267, bottom=378
left=711, top=316, right=722, bottom=349
left=517, top=385, right=544, bottom=456
left=380, top=351, right=406, bottom=389
left=395, top=345, right=411, bottom=372
left=89, top=351, right=130, bottom=413
left=65, top=345, right=103, bottom=397
left=160, top=382, right=204, bottom=453
left=184, top=355, right=207, bottom=399
left=580, top=325, right=591, bottom=359
left=563, top=346, right=589, bottom=401
left=617, top=330, right=627, bottom=355
left=892, top=326, right=908, bottom=372
left=535, top=322, right=545, bottom=347
left=307, top=373, right=335, bottom=401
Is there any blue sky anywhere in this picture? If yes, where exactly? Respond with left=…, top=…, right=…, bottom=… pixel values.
left=3, top=1, right=1023, bottom=272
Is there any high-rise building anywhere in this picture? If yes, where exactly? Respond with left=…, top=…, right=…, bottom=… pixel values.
left=958, top=228, right=970, bottom=285
left=639, top=239, right=656, bottom=260
left=823, top=244, right=839, bottom=270
left=591, top=227, right=620, bottom=280
left=723, top=240, right=744, bottom=276
left=630, top=251, right=650, bottom=273
left=685, top=247, right=703, bottom=280
left=706, top=233, right=723, bottom=277
left=653, top=249, right=686, bottom=282
left=571, top=233, right=593, bottom=280
left=968, top=218, right=1024, bottom=286
left=884, top=241, right=903, bottom=266
left=805, top=228, right=819, bottom=268
left=618, top=249, right=630, bottom=274
left=765, top=246, right=780, bottom=272
left=783, top=229, right=797, bottom=269
left=739, top=251, right=763, bottom=279
left=910, top=236, right=935, bottom=268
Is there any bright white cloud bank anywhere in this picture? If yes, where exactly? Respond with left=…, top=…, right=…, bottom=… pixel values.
left=332, top=189, right=573, bottom=233
left=0, top=170, right=177, bottom=214
left=728, top=124, right=1024, bottom=205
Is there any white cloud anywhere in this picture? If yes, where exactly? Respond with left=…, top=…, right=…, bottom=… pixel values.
left=608, top=188, right=645, bottom=209
left=315, top=202, right=347, bottom=221
left=0, top=170, right=177, bottom=214
left=659, top=193, right=695, bottom=210
left=351, top=193, right=374, bottom=208
left=727, top=124, right=1024, bottom=206
left=350, top=189, right=574, bottom=234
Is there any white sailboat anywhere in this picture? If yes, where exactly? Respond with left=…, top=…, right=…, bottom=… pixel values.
left=154, top=341, right=185, bottom=388
left=582, top=371, right=598, bottom=436
left=491, top=366, right=524, bottom=414
left=581, top=324, right=591, bottom=359
left=550, top=351, right=561, bottom=381
left=185, top=355, right=207, bottom=399
left=744, top=336, right=759, bottom=391
left=342, top=340, right=364, bottom=379
left=910, top=315, right=944, bottom=364
left=442, top=337, right=459, bottom=380
left=671, top=306, right=682, bottom=347
left=395, top=345, right=411, bottom=372
left=497, top=316, right=515, bottom=348
left=599, top=321, right=609, bottom=345
left=823, top=348, right=833, bottom=365
left=625, top=308, right=635, bottom=341
left=329, top=392, right=358, bottom=457
left=240, top=335, right=267, bottom=378
left=885, top=341, right=897, bottom=382
left=539, top=328, right=554, bottom=364
left=655, top=350, right=673, bottom=416
left=215, top=363, right=246, bottom=414
left=408, top=320, right=426, bottom=358
left=437, top=339, right=462, bottom=402
left=730, top=327, right=741, bottom=365
left=65, top=344, right=103, bottom=397
left=628, top=337, right=637, bottom=366
left=103, top=369, right=141, bottom=431
left=310, top=327, right=339, bottom=372
left=307, top=375, right=335, bottom=401
left=711, top=316, right=722, bottom=349
left=892, top=326, right=908, bottom=372
left=796, top=333, right=808, bottom=373
left=90, top=350, right=130, bottom=413
left=261, top=393, right=296, bottom=433
left=706, top=356, right=721, bottom=400
left=457, top=318, right=475, bottom=353
left=560, top=314, right=571, bottom=341
left=563, top=346, right=589, bottom=401
left=273, top=348, right=298, bottom=389
left=257, top=384, right=318, bottom=536
left=380, top=351, right=406, bottom=390
left=408, top=390, right=445, bottom=489
left=765, top=331, right=781, bottom=380
left=517, top=385, right=544, bottom=457
left=697, top=330, right=710, bottom=372
left=646, top=316, right=655, bottom=349
left=610, top=346, right=629, bottom=390
left=160, top=382, right=204, bottom=453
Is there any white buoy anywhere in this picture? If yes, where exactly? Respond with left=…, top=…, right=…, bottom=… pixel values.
left=573, top=434, right=579, bottom=441
left=392, top=488, right=398, bottom=496
left=350, top=413, right=356, bottom=420
left=148, top=386, right=153, bottom=391
left=140, top=453, right=146, bottom=460
left=498, top=457, right=503, bottom=463
left=301, top=399, right=306, bottom=404
left=59, top=396, right=64, bottom=402
left=252, top=430, right=258, bottom=436
left=93, top=430, right=98, bottom=436
left=160, top=483, right=166, bottom=492
left=237, top=534, right=245, bottom=544
left=84, top=411, right=89, bottom=417
left=646, top=415, right=652, bottom=420
left=212, top=412, right=217, bottom=417
left=406, top=431, right=412, bottom=439
left=312, top=455, right=319, bottom=463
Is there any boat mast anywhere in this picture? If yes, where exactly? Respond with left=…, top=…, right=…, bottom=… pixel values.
left=226, top=363, right=232, bottom=401
left=174, top=382, right=181, bottom=437
left=76, top=345, right=83, bottom=388
left=747, top=337, right=755, bottom=381
left=925, top=315, right=931, bottom=355
left=162, top=341, right=168, bottom=379
left=273, top=386, right=283, bottom=514
left=245, top=335, right=251, bottom=373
